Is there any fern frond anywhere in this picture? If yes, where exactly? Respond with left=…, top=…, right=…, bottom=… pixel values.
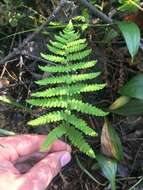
left=39, top=60, right=97, bottom=73
left=67, top=49, right=92, bottom=62
left=31, top=83, right=106, bottom=98
left=27, top=21, right=107, bottom=158
left=41, top=53, right=66, bottom=63
left=36, top=72, right=101, bottom=85
left=41, top=125, right=66, bottom=151
left=66, top=114, right=97, bottom=136
left=66, top=125, right=95, bottom=158
left=68, top=99, right=108, bottom=116
left=28, top=111, right=65, bottom=126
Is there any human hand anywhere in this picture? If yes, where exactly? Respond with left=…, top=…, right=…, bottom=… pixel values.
left=0, top=134, right=71, bottom=190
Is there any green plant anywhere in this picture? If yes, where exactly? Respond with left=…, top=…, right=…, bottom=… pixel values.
left=27, top=21, right=108, bottom=158
left=118, top=0, right=140, bottom=13
left=117, top=21, right=140, bottom=62
left=109, top=74, right=143, bottom=116
left=96, top=154, right=117, bottom=190
left=1, top=0, right=24, bottom=27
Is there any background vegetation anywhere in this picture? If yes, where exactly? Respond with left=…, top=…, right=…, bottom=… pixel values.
left=0, top=0, right=143, bottom=190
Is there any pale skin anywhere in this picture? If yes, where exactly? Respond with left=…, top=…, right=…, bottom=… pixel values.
left=0, top=135, right=71, bottom=190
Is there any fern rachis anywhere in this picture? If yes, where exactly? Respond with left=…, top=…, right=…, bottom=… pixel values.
left=27, top=21, right=108, bottom=158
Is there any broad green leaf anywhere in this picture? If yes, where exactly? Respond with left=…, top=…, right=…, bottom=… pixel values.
left=109, top=96, right=130, bottom=110
left=111, top=99, right=143, bottom=116
left=101, top=119, right=124, bottom=161
left=118, top=21, right=140, bottom=61
left=0, top=129, right=16, bottom=136
left=119, top=74, right=143, bottom=99
left=0, top=95, right=32, bottom=112
left=96, top=154, right=117, bottom=190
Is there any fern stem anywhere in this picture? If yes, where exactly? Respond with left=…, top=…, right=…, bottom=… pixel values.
left=64, top=43, right=71, bottom=126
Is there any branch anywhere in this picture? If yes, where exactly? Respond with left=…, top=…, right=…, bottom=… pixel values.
left=79, top=0, right=113, bottom=24
left=0, top=0, right=72, bottom=65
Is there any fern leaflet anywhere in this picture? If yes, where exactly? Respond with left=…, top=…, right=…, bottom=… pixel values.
left=65, top=114, right=97, bottom=136
left=41, top=125, right=66, bottom=151
left=39, top=60, right=97, bottom=73
left=28, top=111, right=65, bottom=126
left=65, top=126, right=95, bottom=158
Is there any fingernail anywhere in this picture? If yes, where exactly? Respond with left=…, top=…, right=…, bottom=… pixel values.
left=60, top=152, right=71, bottom=167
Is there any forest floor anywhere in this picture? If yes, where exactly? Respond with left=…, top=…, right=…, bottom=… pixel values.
left=0, top=1, right=143, bottom=190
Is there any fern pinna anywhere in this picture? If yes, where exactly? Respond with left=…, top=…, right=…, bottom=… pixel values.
left=27, top=21, right=108, bottom=158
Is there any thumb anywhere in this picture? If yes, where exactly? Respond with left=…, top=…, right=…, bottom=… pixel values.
left=23, top=151, right=71, bottom=190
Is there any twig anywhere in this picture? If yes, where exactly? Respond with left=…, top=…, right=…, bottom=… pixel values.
left=79, top=0, right=113, bottom=24
left=129, top=177, right=143, bottom=190
left=129, top=142, right=143, bottom=176
left=0, top=0, right=72, bottom=65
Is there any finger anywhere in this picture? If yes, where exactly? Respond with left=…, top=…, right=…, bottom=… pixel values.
left=22, top=151, right=71, bottom=190
left=15, top=162, right=32, bottom=174
left=15, top=153, right=48, bottom=174
left=16, top=152, right=48, bottom=164
left=0, top=135, right=71, bottom=162
left=0, top=161, right=20, bottom=175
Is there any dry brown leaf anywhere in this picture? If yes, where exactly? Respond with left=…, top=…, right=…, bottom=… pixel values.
left=101, top=118, right=123, bottom=161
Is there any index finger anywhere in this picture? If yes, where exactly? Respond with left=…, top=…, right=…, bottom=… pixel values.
left=0, top=134, right=71, bottom=162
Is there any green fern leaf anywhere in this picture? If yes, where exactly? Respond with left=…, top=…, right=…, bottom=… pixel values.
left=66, top=125, right=95, bottom=158
left=68, top=99, right=108, bottom=116
left=35, top=72, right=101, bottom=85
left=67, top=49, right=92, bottom=61
left=31, top=83, right=106, bottom=98
left=55, top=32, right=80, bottom=43
left=67, top=43, right=87, bottom=53
left=64, top=20, right=73, bottom=31
left=41, top=53, right=66, bottom=63
left=54, top=35, right=68, bottom=44
left=39, top=60, right=97, bottom=73
left=27, top=97, right=107, bottom=116
left=47, top=45, right=65, bottom=56
left=41, top=125, right=66, bottom=151
left=66, top=114, right=97, bottom=136
left=28, top=111, right=65, bottom=126
left=66, top=39, right=86, bottom=47
left=60, top=32, right=80, bottom=42
left=49, top=40, right=65, bottom=49
left=27, top=98, right=67, bottom=108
